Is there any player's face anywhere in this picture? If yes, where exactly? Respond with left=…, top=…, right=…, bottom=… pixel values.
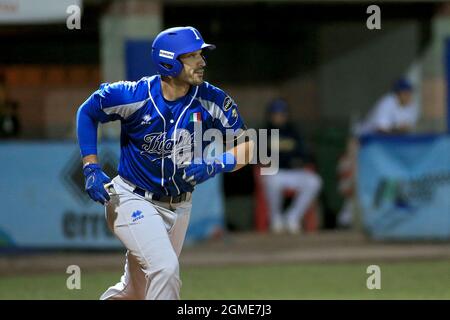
left=270, top=112, right=288, bottom=127
left=397, top=90, right=412, bottom=106
left=178, top=50, right=207, bottom=86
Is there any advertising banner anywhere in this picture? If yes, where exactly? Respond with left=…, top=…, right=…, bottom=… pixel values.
left=0, top=141, right=224, bottom=249
left=358, top=135, right=450, bottom=240
left=0, top=0, right=82, bottom=24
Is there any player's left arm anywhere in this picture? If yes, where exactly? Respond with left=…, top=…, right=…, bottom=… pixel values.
left=224, top=133, right=254, bottom=172
left=183, top=90, right=252, bottom=185
left=218, top=93, right=253, bottom=172
left=183, top=137, right=253, bottom=186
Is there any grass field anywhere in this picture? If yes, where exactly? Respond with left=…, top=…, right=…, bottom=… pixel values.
left=0, top=259, right=449, bottom=299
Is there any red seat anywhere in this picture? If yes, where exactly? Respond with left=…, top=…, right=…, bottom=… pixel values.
left=253, top=165, right=319, bottom=233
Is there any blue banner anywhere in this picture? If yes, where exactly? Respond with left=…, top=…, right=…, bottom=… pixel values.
left=357, top=134, right=450, bottom=240
left=0, top=141, right=224, bottom=249
left=125, top=39, right=157, bottom=81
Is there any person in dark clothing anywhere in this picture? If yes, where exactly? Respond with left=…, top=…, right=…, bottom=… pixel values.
left=262, top=98, right=322, bottom=234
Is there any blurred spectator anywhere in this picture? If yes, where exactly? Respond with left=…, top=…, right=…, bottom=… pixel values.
left=354, top=78, right=419, bottom=135
left=337, top=78, right=419, bottom=228
left=262, top=98, right=322, bottom=234
left=0, top=77, right=20, bottom=138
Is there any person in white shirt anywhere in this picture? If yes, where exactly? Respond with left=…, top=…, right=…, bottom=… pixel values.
left=338, top=78, right=419, bottom=228
left=355, top=78, right=419, bottom=135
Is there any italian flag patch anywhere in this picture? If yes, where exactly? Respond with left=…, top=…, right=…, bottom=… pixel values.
left=190, top=112, right=202, bottom=123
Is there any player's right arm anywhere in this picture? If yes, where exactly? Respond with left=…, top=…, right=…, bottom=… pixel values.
left=76, top=80, right=143, bottom=204
left=77, top=81, right=130, bottom=160
left=77, top=95, right=103, bottom=167
left=76, top=85, right=116, bottom=205
left=82, top=154, right=99, bottom=166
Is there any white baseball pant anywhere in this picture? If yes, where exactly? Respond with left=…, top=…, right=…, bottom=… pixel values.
left=100, top=175, right=192, bottom=300
left=262, top=168, right=322, bottom=229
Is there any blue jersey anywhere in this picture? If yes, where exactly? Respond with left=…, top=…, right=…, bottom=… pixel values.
left=77, top=75, right=246, bottom=196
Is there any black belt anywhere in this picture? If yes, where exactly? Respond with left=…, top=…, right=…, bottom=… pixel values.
left=133, top=186, right=189, bottom=204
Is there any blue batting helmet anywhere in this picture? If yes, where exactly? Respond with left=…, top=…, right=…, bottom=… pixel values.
left=151, top=26, right=216, bottom=77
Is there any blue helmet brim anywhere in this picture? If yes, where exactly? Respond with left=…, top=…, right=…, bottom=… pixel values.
left=201, top=43, right=216, bottom=50
left=177, top=42, right=216, bottom=57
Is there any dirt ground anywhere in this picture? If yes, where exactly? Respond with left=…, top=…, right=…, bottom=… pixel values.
left=1, top=230, right=450, bottom=276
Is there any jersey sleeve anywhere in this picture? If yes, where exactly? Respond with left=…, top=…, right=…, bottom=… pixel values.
left=76, top=79, right=149, bottom=157
left=207, top=86, right=247, bottom=143
left=79, top=80, right=149, bottom=124
left=96, top=80, right=150, bottom=121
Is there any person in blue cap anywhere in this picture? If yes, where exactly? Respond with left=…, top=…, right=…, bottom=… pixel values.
left=262, top=98, right=322, bottom=234
left=355, top=78, right=419, bottom=135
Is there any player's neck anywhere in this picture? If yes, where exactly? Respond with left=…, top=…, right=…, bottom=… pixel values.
left=160, top=76, right=190, bottom=101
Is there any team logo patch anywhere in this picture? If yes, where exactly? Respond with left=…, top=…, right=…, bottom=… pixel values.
left=141, top=114, right=152, bottom=125
left=224, top=107, right=239, bottom=128
left=159, top=50, right=175, bottom=59
left=131, top=210, right=144, bottom=222
left=223, top=96, right=233, bottom=111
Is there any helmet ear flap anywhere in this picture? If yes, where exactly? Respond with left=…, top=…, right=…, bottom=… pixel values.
left=161, top=59, right=183, bottom=77
left=152, top=48, right=183, bottom=77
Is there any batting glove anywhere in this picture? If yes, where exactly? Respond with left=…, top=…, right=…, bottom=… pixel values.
left=83, top=163, right=112, bottom=205
left=183, top=153, right=237, bottom=186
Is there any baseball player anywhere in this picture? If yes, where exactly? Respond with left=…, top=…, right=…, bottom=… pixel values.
left=354, top=78, right=419, bottom=135
left=76, top=26, right=252, bottom=300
